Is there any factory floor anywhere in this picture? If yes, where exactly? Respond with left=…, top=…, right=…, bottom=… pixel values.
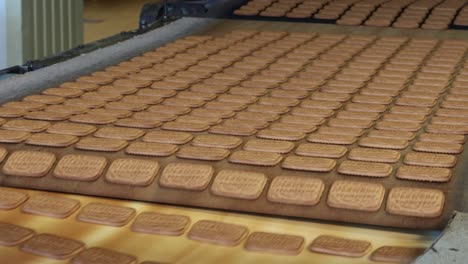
left=83, top=0, right=152, bottom=43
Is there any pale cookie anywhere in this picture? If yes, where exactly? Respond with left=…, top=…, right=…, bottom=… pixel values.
left=211, top=170, right=267, bottom=200
left=21, top=233, right=85, bottom=260
left=308, top=235, right=371, bottom=257
left=327, top=180, right=385, bottom=212
left=105, top=159, right=159, bottom=186
left=0, top=222, right=34, bottom=246
left=282, top=156, right=336, bottom=172
left=188, top=220, right=248, bottom=246
left=54, top=154, right=107, bottom=181
left=267, top=176, right=324, bottom=206
left=125, top=142, right=177, bottom=157
left=76, top=203, right=136, bottom=227
left=245, top=232, right=304, bottom=255
left=159, top=163, right=214, bottom=191
left=21, top=194, right=80, bottom=218
left=131, top=212, right=190, bottom=236
left=71, top=247, right=137, bottom=264
left=2, top=151, right=56, bottom=177
left=25, top=133, right=78, bottom=147
left=0, top=188, right=28, bottom=210
left=386, top=187, right=445, bottom=218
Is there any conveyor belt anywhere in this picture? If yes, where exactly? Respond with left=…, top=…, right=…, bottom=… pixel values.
left=0, top=19, right=467, bottom=231
left=0, top=187, right=434, bottom=264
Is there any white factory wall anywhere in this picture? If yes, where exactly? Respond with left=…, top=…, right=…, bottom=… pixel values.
left=0, top=0, right=83, bottom=70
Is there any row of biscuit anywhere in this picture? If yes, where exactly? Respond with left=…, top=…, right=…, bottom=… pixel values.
left=0, top=187, right=426, bottom=262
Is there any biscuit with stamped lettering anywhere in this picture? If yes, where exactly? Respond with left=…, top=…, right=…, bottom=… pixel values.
left=368, top=130, right=415, bottom=141
left=94, top=127, right=145, bottom=141
left=307, top=134, right=357, bottom=145
left=209, top=125, right=257, bottom=136
left=0, top=188, right=28, bottom=210
left=2, top=119, right=50, bottom=132
left=345, top=103, right=386, bottom=113
left=224, top=119, right=268, bottom=129
left=236, top=111, right=279, bottom=122
left=81, top=91, right=123, bottom=102
left=413, top=141, right=463, bottom=154
left=114, top=78, right=151, bottom=88
left=125, top=142, right=177, bottom=157
left=105, top=159, right=159, bottom=186
left=188, top=220, right=248, bottom=246
left=3, top=101, right=45, bottom=111
left=75, top=137, right=128, bottom=152
left=427, top=123, right=468, bottom=134
left=243, top=139, right=294, bottom=154
left=267, top=176, right=324, bottom=206
left=45, top=105, right=87, bottom=115
left=2, top=151, right=56, bottom=177
left=122, top=95, right=162, bottom=105
left=211, top=170, right=266, bottom=200
left=308, top=235, right=371, bottom=257
left=106, top=101, right=148, bottom=112
left=61, top=82, right=99, bottom=91
left=76, top=203, right=136, bottom=226
left=162, top=121, right=210, bottom=132
left=248, top=104, right=289, bottom=114
left=176, top=115, right=221, bottom=125
left=26, top=133, right=78, bottom=147
left=359, top=137, right=408, bottom=150
left=131, top=212, right=190, bottom=236
left=396, top=165, right=451, bottom=182
left=338, top=160, right=392, bottom=177
left=191, top=135, right=242, bottom=149
left=387, top=187, right=445, bottom=218
left=129, top=113, right=172, bottom=125
left=143, top=131, right=192, bottom=144
left=65, top=98, right=106, bottom=109
left=69, top=114, right=116, bottom=125
left=256, top=129, right=305, bottom=141
left=54, top=154, right=107, bottom=181
left=328, top=180, right=385, bottom=212
left=0, top=222, right=34, bottom=246
left=404, top=152, right=457, bottom=167
left=419, top=133, right=465, bottom=144
left=88, top=108, right=132, bottom=118
left=114, top=118, right=161, bottom=129
left=43, top=87, right=84, bottom=98
left=328, top=118, right=373, bottom=129
left=295, top=143, right=347, bottom=158
left=191, top=108, right=235, bottom=119
left=229, top=150, right=282, bottom=166
left=348, top=148, right=400, bottom=163
left=282, top=156, right=336, bottom=172
left=99, top=85, right=137, bottom=95
left=24, top=111, right=70, bottom=121
left=71, top=247, right=137, bottom=264
left=271, top=122, right=317, bottom=133
left=245, top=232, right=304, bottom=255
left=0, top=107, right=27, bottom=117
left=0, top=130, right=30, bottom=143
left=21, top=233, right=85, bottom=259
left=370, top=246, right=425, bottom=263
left=21, top=194, right=80, bottom=218
left=77, top=75, right=114, bottom=85
left=177, top=146, right=229, bottom=161
left=47, top=122, right=96, bottom=136
left=159, top=163, right=214, bottom=191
